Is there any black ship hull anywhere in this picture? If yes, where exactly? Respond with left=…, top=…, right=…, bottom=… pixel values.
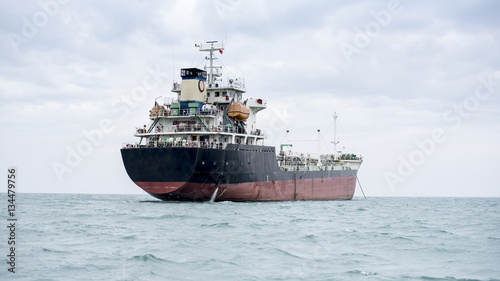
left=121, top=144, right=357, bottom=201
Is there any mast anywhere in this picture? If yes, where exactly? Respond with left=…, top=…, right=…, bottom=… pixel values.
left=332, top=112, right=339, bottom=157
left=317, top=129, right=321, bottom=166
left=195, top=41, right=224, bottom=86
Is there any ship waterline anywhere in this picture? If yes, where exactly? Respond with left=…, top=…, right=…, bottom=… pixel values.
left=139, top=179, right=355, bottom=202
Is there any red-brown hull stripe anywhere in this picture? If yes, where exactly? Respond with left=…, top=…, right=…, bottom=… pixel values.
left=134, top=176, right=356, bottom=201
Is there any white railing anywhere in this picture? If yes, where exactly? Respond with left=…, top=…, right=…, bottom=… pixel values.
left=135, top=126, right=267, bottom=136
left=122, top=140, right=228, bottom=150
left=278, top=164, right=352, bottom=172
left=277, top=152, right=362, bottom=171
left=208, top=80, right=245, bottom=90
left=149, top=109, right=218, bottom=118
left=171, top=80, right=246, bottom=91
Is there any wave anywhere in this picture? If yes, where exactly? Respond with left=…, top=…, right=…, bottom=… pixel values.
left=200, top=222, right=235, bottom=228
left=289, top=217, right=315, bottom=223
left=300, top=234, right=318, bottom=241
left=133, top=213, right=195, bottom=220
left=341, top=252, right=376, bottom=259
left=391, top=235, right=416, bottom=242
left=41, top=247, right=68, bottom=254
left=402, top=275, right=485, bottom=281
left=346, top=270, right=378, bottom=276
left=128, top=253, right=171, bottom=263
left=120, top=235, right=137, bottom=240
left=272, top=248, right=309, bottom=260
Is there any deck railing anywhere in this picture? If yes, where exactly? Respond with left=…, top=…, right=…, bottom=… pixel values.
left=150, top=109, right=218, bottom=118
left=123, top=141, right=228, bottom=150
left=171, top=81, right=246, bottom=92
left=135, top=126, right=266, bottom=136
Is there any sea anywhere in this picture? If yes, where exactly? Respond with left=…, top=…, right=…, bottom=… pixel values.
left=1, top=194, right=499, bottom=281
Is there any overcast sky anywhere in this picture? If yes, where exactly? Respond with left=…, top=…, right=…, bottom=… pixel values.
left=1, top=0, right=499, bottom=197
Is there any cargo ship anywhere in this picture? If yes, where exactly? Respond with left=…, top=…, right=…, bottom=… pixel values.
left=121, top=41, right=362, bottom=201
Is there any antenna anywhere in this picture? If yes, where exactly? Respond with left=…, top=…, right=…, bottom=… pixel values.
left=332, top=112, right=340, bottom=156
left=318, top=129, right=321, bottom=166
left=172, top=48, right=175, bottom=84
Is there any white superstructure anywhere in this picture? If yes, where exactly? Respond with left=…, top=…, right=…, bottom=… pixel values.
left=130, top=41, right=267, bottom=149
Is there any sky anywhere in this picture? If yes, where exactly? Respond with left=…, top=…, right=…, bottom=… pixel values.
left=1, top=0, right=499, bottom=197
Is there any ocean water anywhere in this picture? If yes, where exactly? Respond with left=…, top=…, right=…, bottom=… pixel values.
left=1, top=194, right=499, bottom=281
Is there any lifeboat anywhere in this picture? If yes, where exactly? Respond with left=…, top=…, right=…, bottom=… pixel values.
left=149, top=106, right=159, bottom=118
left=228, top=102, right=250, bottom=121
left=150, top=105, right=167, bottom=118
